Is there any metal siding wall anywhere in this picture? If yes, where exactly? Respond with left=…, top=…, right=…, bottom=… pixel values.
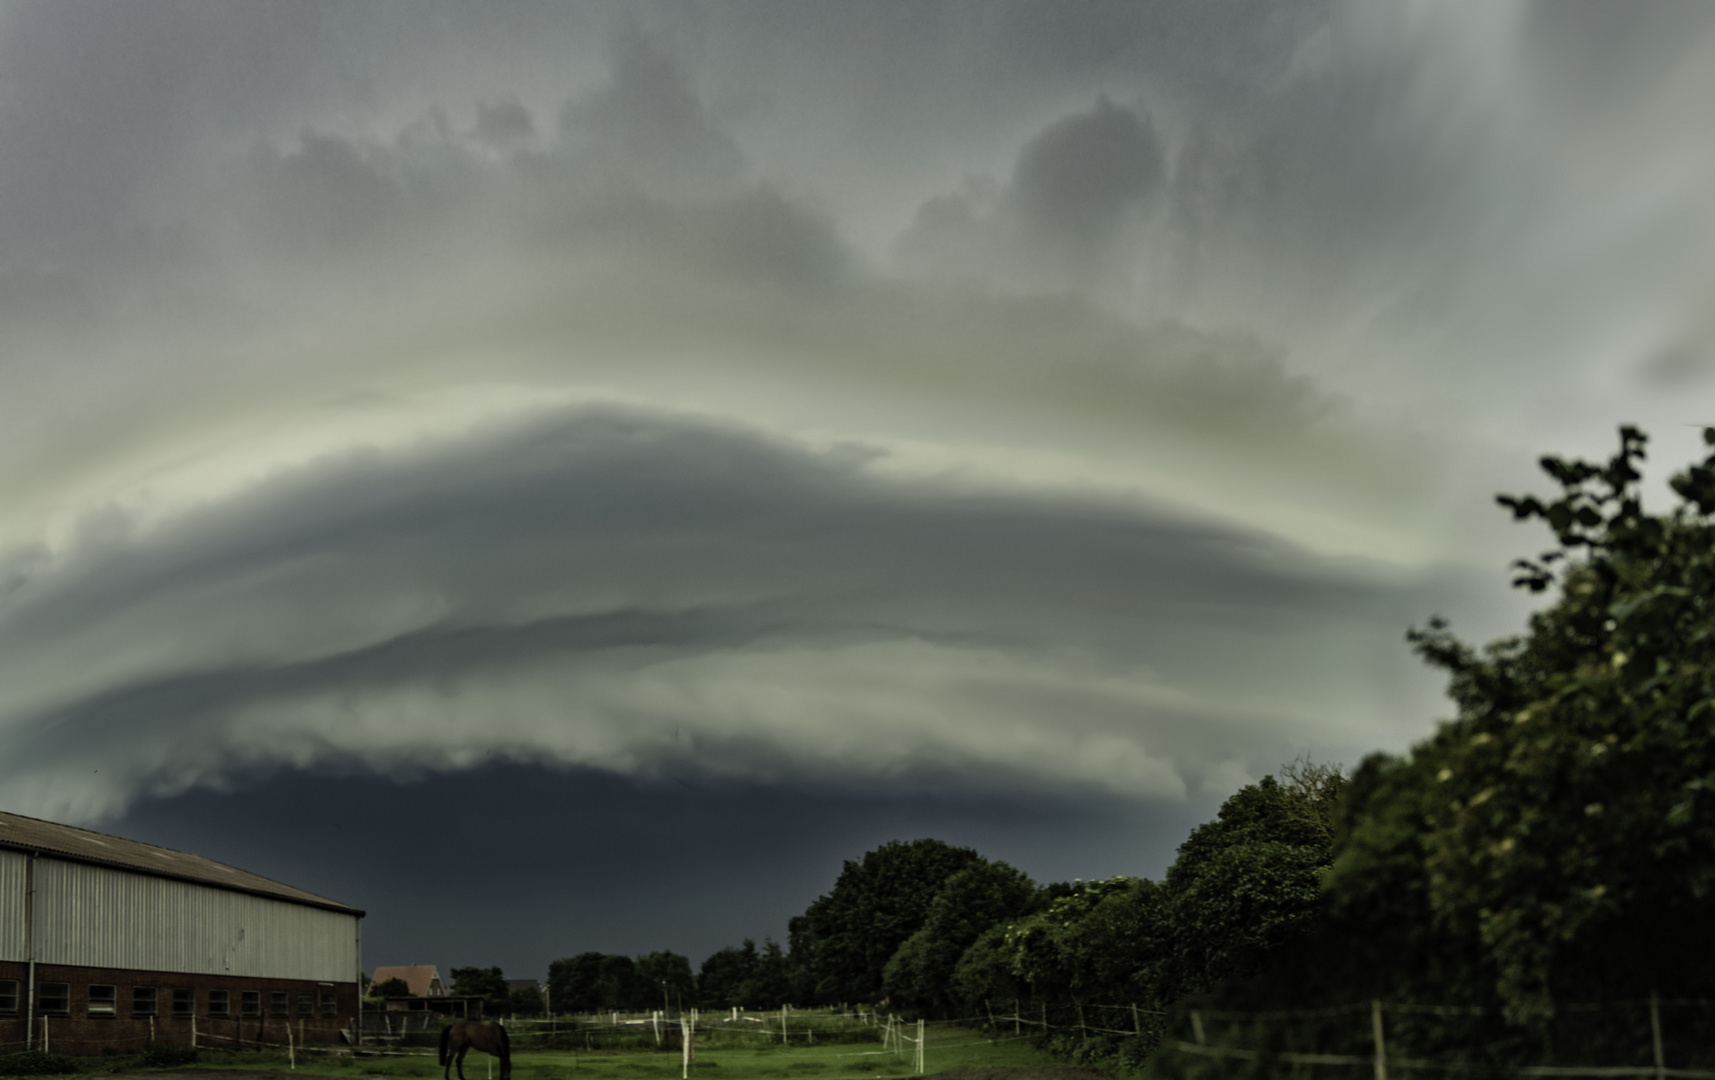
left=0, top=849, right=25, bottom=962
left=33, top=858, right=356, bottom=981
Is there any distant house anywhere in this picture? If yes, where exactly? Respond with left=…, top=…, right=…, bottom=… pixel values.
left=369, top=965, right=445, bottom=998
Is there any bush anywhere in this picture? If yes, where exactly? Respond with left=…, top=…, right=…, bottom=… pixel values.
left=140, top=1042, right=199, bottom=1067
left=0, top=1050, right=78, bottom=1076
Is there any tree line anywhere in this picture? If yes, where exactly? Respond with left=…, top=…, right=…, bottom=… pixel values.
left=454, top=429, right=1715, bottom=1073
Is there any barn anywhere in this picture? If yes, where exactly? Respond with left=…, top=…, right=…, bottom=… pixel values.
left=0, top=810, right=364, bottom=1055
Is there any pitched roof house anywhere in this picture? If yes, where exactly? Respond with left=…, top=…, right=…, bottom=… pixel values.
left=369, top=965, right=445, bottom=997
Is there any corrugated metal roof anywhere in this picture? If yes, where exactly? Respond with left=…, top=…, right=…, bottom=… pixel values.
left=0, top=810, right=363, bottom=916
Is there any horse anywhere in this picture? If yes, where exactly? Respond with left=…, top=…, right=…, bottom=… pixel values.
left=440, top=1020, right=511, bottom=1080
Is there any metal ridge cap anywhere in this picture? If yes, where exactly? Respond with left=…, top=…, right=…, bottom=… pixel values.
left=0, top=833, right=365, bottom=918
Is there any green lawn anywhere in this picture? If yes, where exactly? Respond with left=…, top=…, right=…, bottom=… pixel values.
left=156, top=1026, right=1063, bottom=1080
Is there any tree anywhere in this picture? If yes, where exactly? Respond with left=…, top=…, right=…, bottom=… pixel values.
left=789, top=838, right=984, bottom=1004
left=698, top=940, right=759, bottom=1009
left=744, top=939, right=794, bottom=1008
left=1002, top=876, right=1143, bottom=1005
left=372, top=977, right=412, bottom=999
left=449, top=966, right=510, bottom=1012
left=882, top=859, right=1038, bottom=1015
left=1162, top=762, right=1345, bottom=1000
left=508, top=985, right=546, bottom=1016
left=548, top=953, right=608, bottom=1014
left=636, top=950, right=697, bottom=1012
left=595, top=954, right=646, bottom=1011
left=948, top=924, right=1025, bottom=1016
left=1328, top=426, right=1715, bottom=1025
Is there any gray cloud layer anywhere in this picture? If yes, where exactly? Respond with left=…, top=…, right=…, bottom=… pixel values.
left=2, top=0, right=1708, bottom=825
left=0, top=406, right=1462, bottom=822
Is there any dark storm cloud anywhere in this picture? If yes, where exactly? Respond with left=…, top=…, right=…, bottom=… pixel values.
left=0, top=405, right=1459, bottom=822
left=115, top=763, right=1213, bottom=976
left=3, top=0, right=1706, bottom=860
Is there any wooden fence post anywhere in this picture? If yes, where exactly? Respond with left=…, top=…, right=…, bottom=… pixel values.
left=917, top=1018, right=925, bottom=1075
left=1132, top=1003, right=1141, bottom=1037
left=1370, top=1000, right=1387, bottom=1080
left=1190, top=1011, right=1205, bottom=1046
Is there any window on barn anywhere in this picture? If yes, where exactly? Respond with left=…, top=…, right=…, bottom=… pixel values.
left=241, top=990, right=261, bottom=1017
left=0, top=980, right=17, bottom=1015
left=321, top=992, right=338, bottom=1017
left=209, top=989, right=231, bottom=1018
left=298, top=991, right=314, bottom=1016
left=173, top=988, right=194, bottom=1017
left=132, top=986, right=157, bottom=1017
left=39, top=983, right=70, bottom=1016
left=88, top=985, right=117, bottom=1018
left=270, top=990, right=288, bottom=1017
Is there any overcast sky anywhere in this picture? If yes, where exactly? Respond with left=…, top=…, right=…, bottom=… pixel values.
left=4, top=0, right=1715, bottom=980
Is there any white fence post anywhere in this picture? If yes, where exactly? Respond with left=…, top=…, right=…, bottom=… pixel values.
left=917, top=1018, right=925, bottom=1075
left=1370, top=1001, right=1387, bottom=1080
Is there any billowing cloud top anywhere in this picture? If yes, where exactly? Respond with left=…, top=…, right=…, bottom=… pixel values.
left=2, top=0, right=1713, bottom=825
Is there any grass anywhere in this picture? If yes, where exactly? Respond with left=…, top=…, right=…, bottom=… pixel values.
left=129, top=1023, right=1068, bottom=1080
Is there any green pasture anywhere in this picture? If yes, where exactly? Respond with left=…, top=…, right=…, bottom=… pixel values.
left=154, top=1025, right=1061, bottom=1080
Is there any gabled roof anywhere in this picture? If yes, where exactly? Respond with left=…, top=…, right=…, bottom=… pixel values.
left=371, top=965, right=444, bottom=997
left=0, top=810, right=363, bottom=916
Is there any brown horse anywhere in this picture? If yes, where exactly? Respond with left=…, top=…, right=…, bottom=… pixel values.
left=440, top=1020, right=511, bottom=1080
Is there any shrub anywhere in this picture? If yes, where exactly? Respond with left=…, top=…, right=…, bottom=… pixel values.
left=140, top=1042, right=199, bottom=1067
left=0, top=1050, right=78, bottom=1076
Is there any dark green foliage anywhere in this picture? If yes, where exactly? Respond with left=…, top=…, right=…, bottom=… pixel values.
left=1163, top=761, right=1345, bottom=999
left=450, top=965, right=511, bottom=1012
left=948, top=923, right=1023, bottom=1011
left=747, top=939, right=794, bottom=1008
left=1160, top=426, right=1715, bottom=1072
left=789, top=838, right=983, bottom=1004
left=373, top=976, right=413, bottom=998
left=507, top=985, right=546, bottom=1015
left=140, top=1042, right=199, bottom=1066
left=548, top=952, right=608, bottom=1013
left=698, top=939, right=760, bottom=1009
left=548, top=950, right=699, bottom=1012
left=636, top=950, right=698, bottom=1011
left=883, top=859, right=1038, bottom=1014
left=0, top=1051, right=77, bottom=1076
left=1324, top=427, right=1715, bottom=1025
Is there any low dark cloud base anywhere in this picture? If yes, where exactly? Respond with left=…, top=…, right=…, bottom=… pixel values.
left=112, top=761, right=1205, bottom=980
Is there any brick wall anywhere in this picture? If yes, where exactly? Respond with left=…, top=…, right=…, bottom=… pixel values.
left=0, top=959, right=359, bottom=1055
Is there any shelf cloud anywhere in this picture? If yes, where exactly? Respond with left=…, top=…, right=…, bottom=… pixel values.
left=2, top=0, right=1712, bottom=876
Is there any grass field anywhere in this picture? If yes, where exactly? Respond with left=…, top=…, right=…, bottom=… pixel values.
left=154, top=1026, right=1064, bottom=1080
